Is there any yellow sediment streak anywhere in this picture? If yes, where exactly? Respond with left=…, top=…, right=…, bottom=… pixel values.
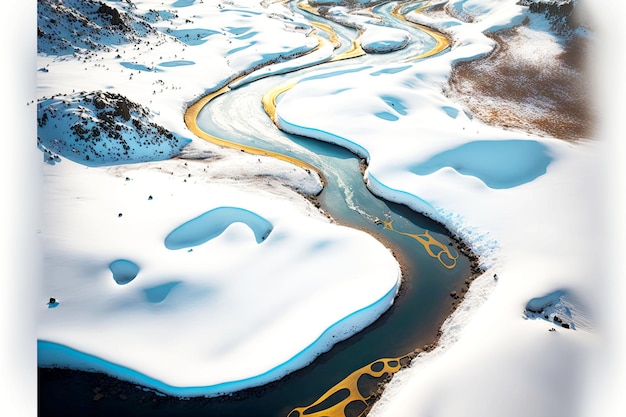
left=184, top=83, right=321, bottom=179
left=285, top=224, right=457, bottom=417
left=381, top=219, right=458, bottom=269
left=391, top=2, right=450, bottom=60
left=261, top=80, right=298, bottom=126
left=331, top=37, right=366, bottom=61
left=288, top=357, right=409, bottom=417
left=311, top=21, right=341, bottom=49
left=409, top=24, right=449, bottom=60
left=297, top=0, right=319, bottom=15
left=298, top=1, right=366, bottom=61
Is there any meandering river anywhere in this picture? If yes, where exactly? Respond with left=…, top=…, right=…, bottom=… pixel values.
left=39, top=2, right=478, bottom=416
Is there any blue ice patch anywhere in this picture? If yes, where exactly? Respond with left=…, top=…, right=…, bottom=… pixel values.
left=144, top=281, right=182, bottom=303
left=158, top=60, right=196, bottom=67
left=375, top=112, right=399, bottom=121
left=120, top=62, right=160, bottom=72
left=164, top=207, right=273, bottom=250
left=109, top=259, right=140, bottom=285
left=411, top=140, right=552, bottom=189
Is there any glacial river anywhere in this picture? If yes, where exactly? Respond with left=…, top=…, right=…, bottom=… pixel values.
left=38, top=2, right=476, bottom=416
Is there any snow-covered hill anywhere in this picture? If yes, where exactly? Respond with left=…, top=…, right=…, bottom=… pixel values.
left=38, top=0, right=158, bottom=55
left=37, top=91, right=189, bottom=166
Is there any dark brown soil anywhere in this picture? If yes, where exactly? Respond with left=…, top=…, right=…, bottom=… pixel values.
left=447, top=27, right=596, bottom=141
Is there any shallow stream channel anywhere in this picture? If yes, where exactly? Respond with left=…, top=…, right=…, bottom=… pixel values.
left=38, top=2, right=479, bottom=416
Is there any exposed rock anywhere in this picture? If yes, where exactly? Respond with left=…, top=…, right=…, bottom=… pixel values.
left=517, top=0, right=584, bottom=36
left=37, top=0, right=158, bottom=55
left=37, top=91, right=190, bottom=166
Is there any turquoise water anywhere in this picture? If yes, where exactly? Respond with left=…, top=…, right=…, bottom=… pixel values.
left=411, top=139, right=552, bottom=189
left=158, top=60, right=196, bottom=67
left=109, top=259, right=140, bottom=285
left=164, top=206, right=273, bottom=249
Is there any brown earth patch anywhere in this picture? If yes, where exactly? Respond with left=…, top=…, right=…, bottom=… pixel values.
left=447, top=25, right=596, bottom=141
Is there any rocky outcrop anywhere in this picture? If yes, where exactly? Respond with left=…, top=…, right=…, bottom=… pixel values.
left=37, top=91, right=190, bottom=166
left=37, top=0, right=156, bottom=55
left=518, top=0, right=584, bottom=35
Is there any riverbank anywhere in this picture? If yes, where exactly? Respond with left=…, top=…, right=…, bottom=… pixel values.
left=37, top=98, right=483, bottom=413
left=38, top=218, right=483, bottom=417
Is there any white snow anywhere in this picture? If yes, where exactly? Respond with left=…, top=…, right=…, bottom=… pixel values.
left=34, top=0, right=402, bottom=396
left=3, top=0, right=625, bottom=416
left=37, top=156, right=400, bottom=395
